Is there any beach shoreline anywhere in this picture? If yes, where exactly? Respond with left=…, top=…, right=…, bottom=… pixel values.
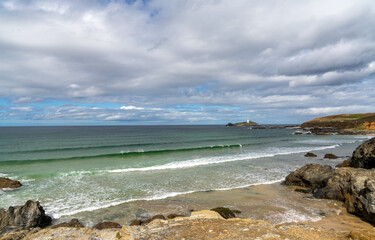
left=50, top=181, right=373, bottom=233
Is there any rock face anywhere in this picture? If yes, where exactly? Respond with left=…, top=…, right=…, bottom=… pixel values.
left=282, top=164, right=334, bottom=189
left=0, top=200, right=51, bottom=233
left=314, top=168, right=375, bottom=224
left=350, top=137, right=375, bottom=169
left=0, top=177, right=22, bottom=189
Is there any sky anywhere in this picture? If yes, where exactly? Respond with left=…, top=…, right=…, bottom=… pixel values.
left=0, top=0, right=375, bottom=126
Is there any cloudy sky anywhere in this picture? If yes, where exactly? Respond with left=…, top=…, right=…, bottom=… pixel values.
left=1, top=0, right=375, bottom=125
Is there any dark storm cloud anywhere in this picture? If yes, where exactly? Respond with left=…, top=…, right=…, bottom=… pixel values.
left=0, top=0, right=375, bottom=124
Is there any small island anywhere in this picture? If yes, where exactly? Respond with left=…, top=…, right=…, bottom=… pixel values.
left=226, top=120, right=258, bottom=127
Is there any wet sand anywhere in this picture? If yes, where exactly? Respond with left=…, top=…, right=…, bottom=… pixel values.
left=60, top=182, right=374, bottom=232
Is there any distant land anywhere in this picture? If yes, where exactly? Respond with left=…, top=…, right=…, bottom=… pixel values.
left=301, top=113, right=375, bottom=135
left=226, top=120, right=258, bottom=127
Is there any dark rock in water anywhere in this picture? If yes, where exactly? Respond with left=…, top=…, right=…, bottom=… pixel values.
left=226, top=123, right=234, bottom=126
left=350, top=137, right=375, bottom=169
left=0, top=177, right=22, bottom=189
left=129, top=219, right=141, bottom=226
left=210, top=207, right=236, bottom=219
left=151, top=214, right=165, bottom=220
left=336, top=158, right=352, bottom=168
left=304, top=152, right=317, bottom=157
left=51, top=218, right=84, bottom=229
left=93, top=221, right=121, bottom=229
left=324, top=153, right=338, bottom=159
left=313, top=167, right=375, bottom=224
left=0, top=200, right=51, bottom=233
left=282, top=164, right=334, bottom=189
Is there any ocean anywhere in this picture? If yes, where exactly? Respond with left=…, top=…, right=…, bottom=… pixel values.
left=0, top=125, right=371, bottom=224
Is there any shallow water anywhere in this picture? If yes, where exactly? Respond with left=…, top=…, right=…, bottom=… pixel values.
left=0, top=125, right=371, bottom=224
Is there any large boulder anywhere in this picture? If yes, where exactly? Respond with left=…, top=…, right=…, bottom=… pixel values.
left=0, top=177, right=22, bottom=189
left=0, top=200, right=51, bottom=233
left=350, top=137, right=375, bottom=169
left=282, top=164, right=334, bottom=189
left=314, top=167, right=375, bottom=224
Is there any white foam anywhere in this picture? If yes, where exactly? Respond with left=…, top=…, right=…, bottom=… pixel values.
left=212, top=179, right=284, bottom=191
left=108, top=145, right=339, bottom=173
left=49, top=179, right=285, bottom=219
left=272, top=209, right=322, bottom=224
left=0, top=173, right=8, bottom=177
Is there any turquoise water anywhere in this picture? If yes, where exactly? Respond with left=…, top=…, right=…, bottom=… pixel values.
left=0, top=126, right=370, bottom=219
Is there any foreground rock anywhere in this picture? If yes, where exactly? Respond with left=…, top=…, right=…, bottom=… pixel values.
left=350, top=137, right=375, bottom=169
left=52, top=219, right=84, bottom=229
left=0, top=200, right=51, bottom=233
left=0, top=178, right=22, bottom=189
left=282, top=164, right=334, bottom=189
left=314, top=167, right=375, bottom=224
left=2, top=210, right=366, bottom=240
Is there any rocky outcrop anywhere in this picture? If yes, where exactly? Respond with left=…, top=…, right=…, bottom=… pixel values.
left=305, top=152, right=317, bottom=157
left=2, top=210, right=361, bottom=240
left=350, top=138, right=375, bottom=169
left=0, top=178, right=22, bottom=189
left=314, top=168, right=375, bottom=224
left=0, top=200, right=51, bottom=233
left=282, top=164, right=334, bottom=189
left=285, top=137, right=375, bottom=224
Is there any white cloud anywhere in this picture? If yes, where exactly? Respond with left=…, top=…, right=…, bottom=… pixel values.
left=0, top=0, right=375, bottom=124
left=296, top=105, right=375, bottom=116
left=13, top=97, right=42, bottom=104
left=10, top=106, right=34, bottom=111
left=120, top=106, right=144, bottom=110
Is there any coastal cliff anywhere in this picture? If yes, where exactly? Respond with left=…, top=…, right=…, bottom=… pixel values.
left=301, top=113, right=375, bottom=133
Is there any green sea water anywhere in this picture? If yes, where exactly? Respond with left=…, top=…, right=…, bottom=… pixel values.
left=0, top=125, right=370, bottom=220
